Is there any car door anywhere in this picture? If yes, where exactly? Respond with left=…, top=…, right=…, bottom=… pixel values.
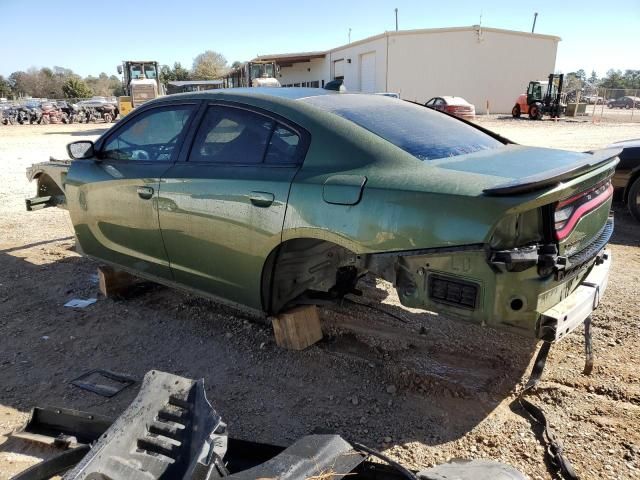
left=65, top=102, right=198, bottom=280
left=158, top=103, right=308, bottom=310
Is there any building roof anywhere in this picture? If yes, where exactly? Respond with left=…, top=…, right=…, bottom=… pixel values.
left=168, top=80, right=224, bottom=87
left=254, top=25, right=561, bottom=64
left=253, top=51, right=327, bottom=67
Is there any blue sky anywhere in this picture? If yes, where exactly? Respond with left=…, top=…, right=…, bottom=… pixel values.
left=1, top=0, right=638, bottom=78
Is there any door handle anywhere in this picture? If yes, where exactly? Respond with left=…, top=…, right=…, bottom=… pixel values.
left=136, top=186, right=154, bottom=200
left=249, top=191, right=275, bottom=207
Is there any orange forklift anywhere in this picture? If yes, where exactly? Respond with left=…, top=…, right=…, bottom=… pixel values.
left=512, top=73, right=565, bottom=120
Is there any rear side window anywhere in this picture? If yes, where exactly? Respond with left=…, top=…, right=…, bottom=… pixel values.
left=190, top=106, right=302, bottom=165
left=302, top=94, right=503, bottom=161
left=265, top=125, right=300, bottom=164
left=190, top=106, right=274, bottom=164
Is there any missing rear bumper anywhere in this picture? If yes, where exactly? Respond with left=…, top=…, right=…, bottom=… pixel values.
left=537, top=249, right=611, bottom=342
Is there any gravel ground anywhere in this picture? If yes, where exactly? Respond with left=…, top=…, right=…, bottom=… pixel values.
left=0, top=119, right=639, bottom=479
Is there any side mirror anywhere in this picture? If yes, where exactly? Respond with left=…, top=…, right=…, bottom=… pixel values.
left=67, top=140, right=95, bottom=160
left=117, top=65, right=123, bottom=75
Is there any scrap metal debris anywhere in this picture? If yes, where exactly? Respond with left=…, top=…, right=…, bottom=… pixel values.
left=70, top=369, right=135, bottom=397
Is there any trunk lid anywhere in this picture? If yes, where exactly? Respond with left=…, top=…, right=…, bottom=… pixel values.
left=431, top=145, right=618, bottom=258
left=431, top=145, right=620, bottom=196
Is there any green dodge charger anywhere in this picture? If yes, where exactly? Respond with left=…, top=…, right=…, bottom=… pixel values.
left=27, top=88, right=617, bottom=341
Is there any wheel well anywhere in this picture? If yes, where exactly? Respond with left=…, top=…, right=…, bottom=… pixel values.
left=35, top=173, right=65, bottom=198
left=260, top=238, right=366, bottom=314
left=624, top=169, right=640, bottom=204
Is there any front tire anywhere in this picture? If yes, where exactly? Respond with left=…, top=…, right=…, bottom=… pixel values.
left=529, top=104, right=542, bottom=120
left=628, top=178, right=640, bottom=223
left=512, top=105, right=521, bottom=118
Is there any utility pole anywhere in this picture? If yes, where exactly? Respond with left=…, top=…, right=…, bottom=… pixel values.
left=395, top=8, right=398, bottom=31
left=531, top=12, right=538, bottom=33
left=348, top=28, right=352, bottom=44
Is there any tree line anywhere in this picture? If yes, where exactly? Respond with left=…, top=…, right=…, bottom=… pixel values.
left=559, top=68, right=640, bottom=93
left=0, top=50, right=233, bottom=100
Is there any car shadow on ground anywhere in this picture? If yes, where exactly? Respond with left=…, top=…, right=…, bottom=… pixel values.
left=0, top=234, right=538, bottom=466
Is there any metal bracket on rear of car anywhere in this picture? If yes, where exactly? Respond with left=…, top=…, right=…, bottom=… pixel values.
left=538, top=249, right=610, bottom=343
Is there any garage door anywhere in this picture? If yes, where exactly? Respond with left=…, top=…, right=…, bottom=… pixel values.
left=333, top=59, right=344, bottom=79
left=360, top=52, right=376, bottom=93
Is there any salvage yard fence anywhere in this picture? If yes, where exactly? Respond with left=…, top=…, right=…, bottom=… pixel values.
left=585, top=88, right=640, bottom=123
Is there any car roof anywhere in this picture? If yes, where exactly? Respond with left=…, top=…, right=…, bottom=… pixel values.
left=440, top=96, right=471, bottom=105
left=169, top=87, right=340, bottom=102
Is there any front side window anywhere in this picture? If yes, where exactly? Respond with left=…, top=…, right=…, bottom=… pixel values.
left=102, top=105, right=194, bottom=161
left=190, top=106, right=274, bottom=164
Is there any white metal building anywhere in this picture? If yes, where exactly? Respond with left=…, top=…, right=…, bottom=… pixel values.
left=255, top=26, right=560, bottom=114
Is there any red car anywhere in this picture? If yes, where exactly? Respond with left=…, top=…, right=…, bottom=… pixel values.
left=425, top=96, right=476, bottom=119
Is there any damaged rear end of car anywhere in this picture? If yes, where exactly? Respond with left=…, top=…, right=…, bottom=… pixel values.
left=385, top=148, right=618, bottom=340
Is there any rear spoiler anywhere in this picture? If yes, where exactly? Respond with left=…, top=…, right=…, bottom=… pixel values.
left=483, top=148, right=621, bottom=196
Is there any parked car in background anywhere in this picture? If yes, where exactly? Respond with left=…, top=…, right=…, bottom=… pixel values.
left=584, top=95, right=604, bottom=105
left=27, top=88, right=616, bottom=342
left=607, top=138, right=640, bottom=222
left=607, top=96, right=640, bottom=109
left=425, top=96, right=476, bottom=119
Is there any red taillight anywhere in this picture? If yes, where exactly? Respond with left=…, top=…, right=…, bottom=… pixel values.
left=554, top=180, right=613, bottom=240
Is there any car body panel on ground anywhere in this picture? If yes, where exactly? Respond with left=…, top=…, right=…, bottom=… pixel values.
left=27, top=88, right=617, bottom=339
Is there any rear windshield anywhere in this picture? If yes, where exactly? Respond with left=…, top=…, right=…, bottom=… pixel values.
left=301, top=94, right=503, bottom=161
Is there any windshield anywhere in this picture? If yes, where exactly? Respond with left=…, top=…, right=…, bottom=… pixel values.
left=128, top=63, right=156, bottom=80
left=144, top=64, right=157, bottom=79
left=250, top=63, right=275, bottom=79
left=129, top=64, right=143, bottom=79
left=302, top=94, right=503, bottom=161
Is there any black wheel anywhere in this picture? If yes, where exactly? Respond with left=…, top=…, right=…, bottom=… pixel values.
left=529, top=104, right=542, bottom=120
left=512, top=105, right=521, bottom=118
left=103, top=113, right=112, bottom=123
left=608, top=103, right=614, bottom=109
left=628, top=178, right=640, bottom=223
left=41, top=115, right=50, bottom=125
left=625, top=104, right=631, bottom=109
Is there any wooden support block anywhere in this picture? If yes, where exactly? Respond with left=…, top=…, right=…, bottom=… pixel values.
left=98, top=266, right=138, bottom=298
left=272, top=305, right=323, bottom=350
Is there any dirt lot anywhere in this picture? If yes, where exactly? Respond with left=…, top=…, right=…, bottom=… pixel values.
left=1, top=119, right=639, bottom=479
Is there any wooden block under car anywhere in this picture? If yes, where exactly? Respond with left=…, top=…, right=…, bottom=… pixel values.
left=98, top=266, right=139, bottom=298
left=272, top=305, right=323, bottom=350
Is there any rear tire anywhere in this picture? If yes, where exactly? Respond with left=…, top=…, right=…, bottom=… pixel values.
left=512, top=105, right=521, bottom=118
left=529, top=104, right=542, bottom=120
left=103, top=113, right=112, bottom=123
left=628, top=178, right=640, bottom=223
